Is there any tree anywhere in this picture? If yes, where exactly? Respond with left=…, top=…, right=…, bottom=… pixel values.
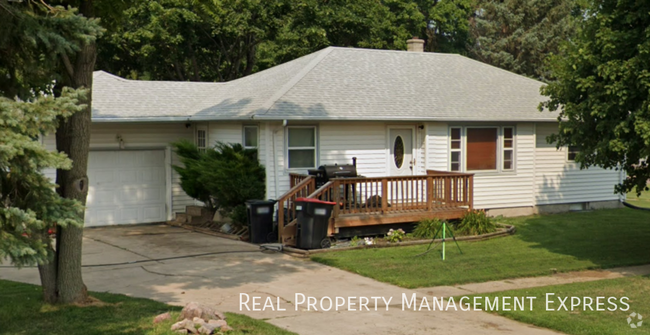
left=1, top=0, right=102, bottom=304
left=0, top=0, right=99, bottom=98
left=98, top=0, right=426, bottom=81
left=0, top=89, right=85, bottom=269
left=469, top=0, right=582, bottom=81
left=541, top=0, right=650, bottom=195
left=415, top=0, right=473, bottom=54
left=98, top=0, right=292, bottom=81
left=259, top=0, right=425, bottom=69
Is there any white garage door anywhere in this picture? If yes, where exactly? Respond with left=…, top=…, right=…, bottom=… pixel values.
left=86, top=150, right=166, bottom=227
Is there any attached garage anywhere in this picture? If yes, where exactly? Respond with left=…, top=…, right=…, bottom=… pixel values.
left=85, top=150, right=167, bottom=227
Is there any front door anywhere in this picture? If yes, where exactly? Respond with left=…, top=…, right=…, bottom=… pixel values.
left=389, top=128, right=413, bottom=176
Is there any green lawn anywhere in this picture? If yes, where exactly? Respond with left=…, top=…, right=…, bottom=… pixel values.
left=0, top=280, right=295, bottom=335
left=627, top=188, right=650, bottom=208
left=312, top=208, right=650, bottom=288
left=474, top=276, right=650, bottom=335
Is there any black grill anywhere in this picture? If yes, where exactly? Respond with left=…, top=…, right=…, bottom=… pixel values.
left=308, top=161, right=358, bottom=188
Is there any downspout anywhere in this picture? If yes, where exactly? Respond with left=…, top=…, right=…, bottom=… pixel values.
left=272, top=125, right=280, bottom=199
left=271, top=120, right=287, bottom=199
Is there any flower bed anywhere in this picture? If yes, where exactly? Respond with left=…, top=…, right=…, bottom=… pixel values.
left=283, top=223, right=515, bottom=257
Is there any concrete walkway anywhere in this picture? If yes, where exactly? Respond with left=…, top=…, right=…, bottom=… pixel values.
left=0, top=224, right=604, bottom=335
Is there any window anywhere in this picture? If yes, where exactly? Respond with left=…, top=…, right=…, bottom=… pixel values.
left=502, top=127, right=514, bottom=170
left=450, top=128, right=462, bottom=171
left=449, top=126, right=515, bottom=172
left=287, top=127, right=316, bottom=169
left=393, top=136, right=405, bottom=168
left=195, top=126, right=207, bottom=152
left=568, top=146, right=579, bottom=161
left=243, top=125, right=258, bottom=149
left=466, top=128, right=498, bottom=171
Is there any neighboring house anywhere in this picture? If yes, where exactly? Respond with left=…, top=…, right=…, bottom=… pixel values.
left=43, top=42, right=623, bottom=227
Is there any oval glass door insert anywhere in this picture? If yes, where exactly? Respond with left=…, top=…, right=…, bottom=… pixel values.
left=394, top=136, right=404, bottom=168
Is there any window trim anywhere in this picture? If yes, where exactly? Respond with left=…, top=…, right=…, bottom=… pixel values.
left=449, top=127, right=463, bottom=172
left=567, top=145, right=579, bottom=162
left=286, top=125, right=318, bottom=170
left=195, top=125, right=208, bottom=152
left=242, top=125, right=259, bottom=149
left=448, top=125, right=516, bottom=173
left=502, top=126, right=515, bottom=171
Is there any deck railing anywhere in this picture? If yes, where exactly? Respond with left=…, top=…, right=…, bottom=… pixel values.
left=277, top=171, right=473, bottom=243
left=290, top=173, right=311, bottom=188
left=307, top=172, right=473, bottom=217
left=276, top=175, right=315, bottom=241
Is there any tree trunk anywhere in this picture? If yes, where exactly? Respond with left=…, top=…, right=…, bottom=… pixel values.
left=37, top=238, right=58, bottom=303
left=53, top=40, right=95, bottom=304
left=43, top=0, right=97, bottom=304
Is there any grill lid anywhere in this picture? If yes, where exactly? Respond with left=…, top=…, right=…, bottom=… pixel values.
left=319, top=164, right=357, bottom=178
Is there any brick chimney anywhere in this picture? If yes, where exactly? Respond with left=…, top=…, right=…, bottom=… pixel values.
left=406, top=37, right=425, bottom=52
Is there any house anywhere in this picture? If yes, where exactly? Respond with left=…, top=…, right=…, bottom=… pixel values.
left=43, top=40, right=623, bottom=228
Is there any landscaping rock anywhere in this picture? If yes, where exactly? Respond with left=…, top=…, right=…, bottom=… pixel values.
left=153, top=312, right=171, bottom=324
left=207, top=319, right=228, bottom=328
left=171, top=319, right=197, bottom=334
left=180, top=302, right=221, bottom=321
left=197, top=324, right=216, bottom=334
left=192, top=317, right=205, bottom=324
left=214, top=310, right=226, bottom=320
left=220, top=325, right=234, bottom=332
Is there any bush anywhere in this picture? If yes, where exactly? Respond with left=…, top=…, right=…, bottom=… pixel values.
left=386, top=228, right=406, bottom=243
left=172, top=140, right=265, bottom=225
left=171, top=140, right=214, bottom=209
left=455, top=209, right=496, bottom=236
left=413, top=218, right=443, bottom=239
left=200, top=142, right=265, bottom=225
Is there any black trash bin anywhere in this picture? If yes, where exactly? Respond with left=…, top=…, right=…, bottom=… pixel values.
left=295, top=198, right=336, bottom=249
left=245, top=200, right=276, bottom=243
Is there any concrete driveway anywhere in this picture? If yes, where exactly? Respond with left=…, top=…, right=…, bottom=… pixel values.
left=0, top=224, right=560, bottom=335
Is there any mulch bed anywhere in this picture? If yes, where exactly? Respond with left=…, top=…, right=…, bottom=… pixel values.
left=283, top=223, right=516, bottom=257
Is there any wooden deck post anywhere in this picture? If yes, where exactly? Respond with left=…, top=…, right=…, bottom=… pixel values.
left=444, top=177, right=451, bottom=207
left=468, top=174, right=474, bottom=210
left=332, top=179, right=341, bottom=219
left=426, top=176, right=433, bottom=210
left=381, top=178, right=388, bottom=213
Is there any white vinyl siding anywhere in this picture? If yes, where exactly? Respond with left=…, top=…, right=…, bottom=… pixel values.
left=534, top=123, right=620, bottom=205
left=208, top=122, right=242, bottom=145
left=425, top=122, right=449, bottom=171
left=319, top=122, right=386, bottom=177
left=266, top=121, right=286, bottom=199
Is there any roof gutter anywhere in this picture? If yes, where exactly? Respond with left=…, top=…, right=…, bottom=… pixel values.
left=247, top=115, right=560, bottom=122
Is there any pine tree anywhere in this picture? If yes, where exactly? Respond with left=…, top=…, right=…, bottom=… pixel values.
left=469, top=0, right=582, bottom=81
left=0, top=0, right=102, bottom=303
left=0, top=89, right=85, bottom=268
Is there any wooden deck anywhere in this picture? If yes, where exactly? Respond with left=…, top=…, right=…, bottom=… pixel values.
left=277, top=171, right=474, bottom=246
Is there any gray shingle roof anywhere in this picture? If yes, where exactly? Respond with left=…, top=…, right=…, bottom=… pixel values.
left=92, top=71, right=221, bottom=120
left=92, top=47, right=556, bottom=122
